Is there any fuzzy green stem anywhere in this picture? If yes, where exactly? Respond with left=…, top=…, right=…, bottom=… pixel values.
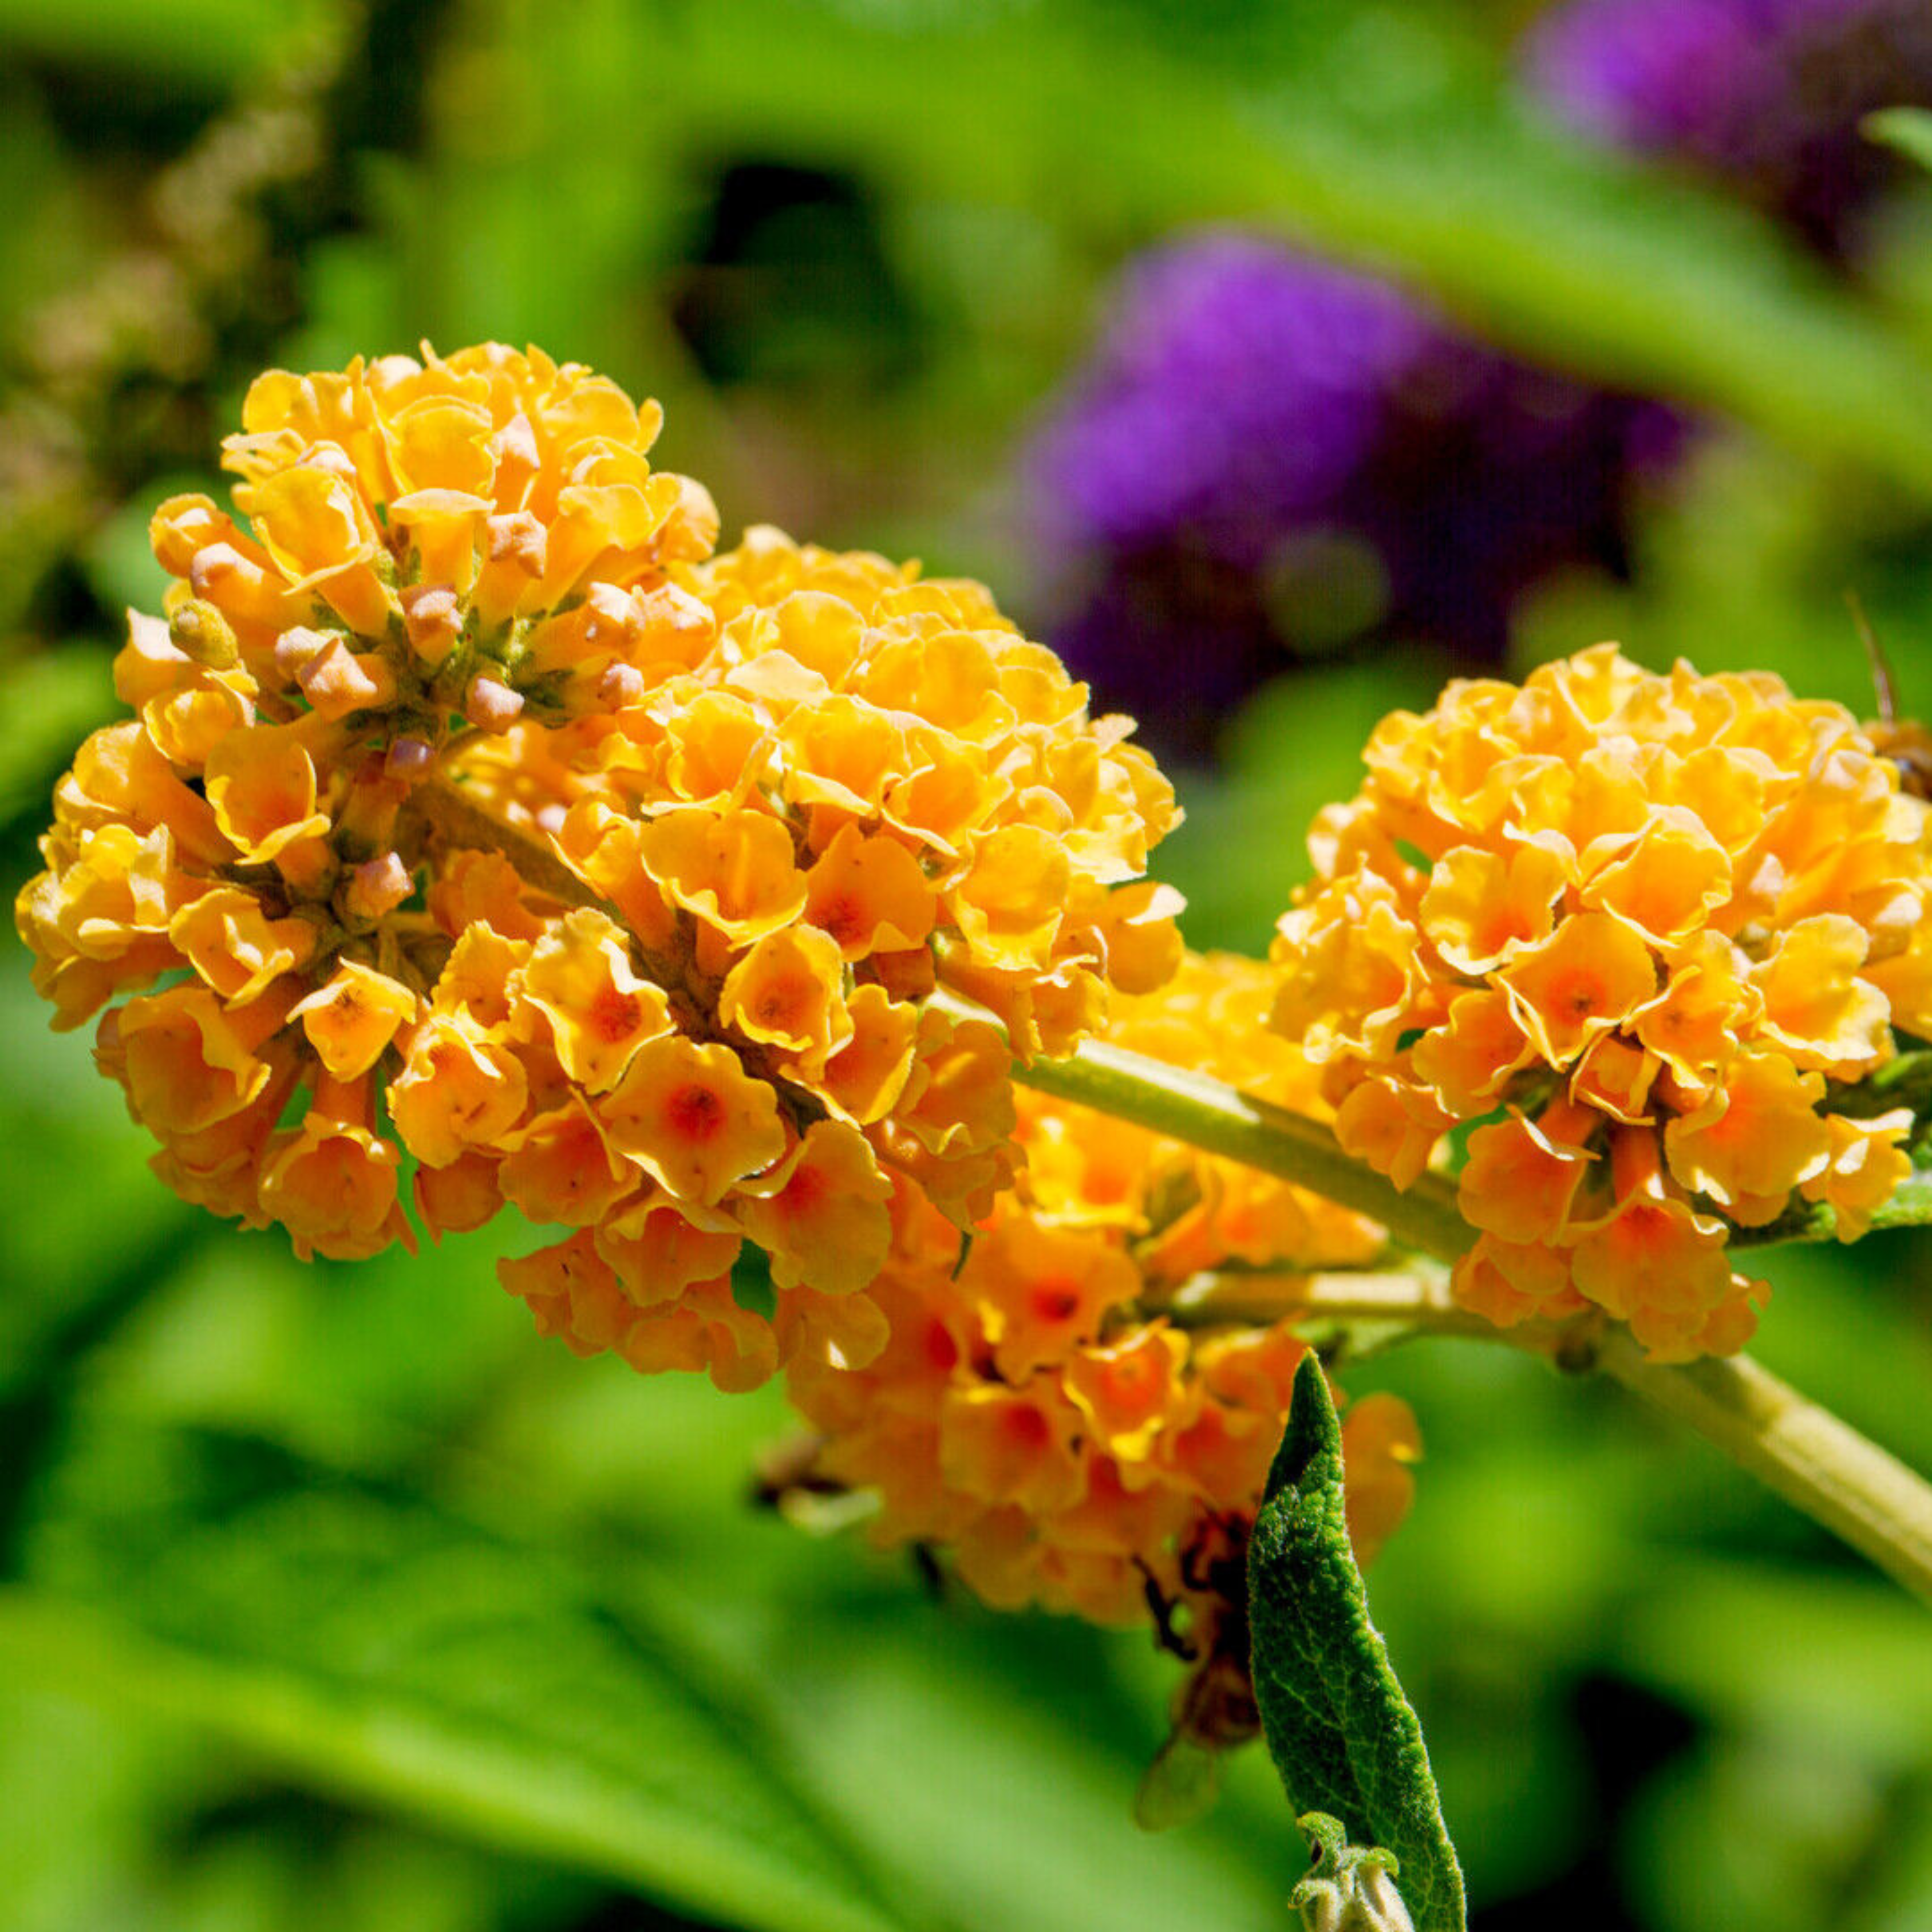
left=1008, top=1033, right=1472, bottom=1262
left=1152, top=1267, right=1500, bottom=1341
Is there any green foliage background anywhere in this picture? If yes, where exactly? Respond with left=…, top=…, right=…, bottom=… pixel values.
left=5, top=3, right=1932, bottom=1928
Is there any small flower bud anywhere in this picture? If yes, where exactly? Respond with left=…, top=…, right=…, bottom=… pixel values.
left=401, top=583, right=464, bottom=667
left=272, top=625, right=335, bottom=681
left=464, top=675, right=524, bottom=733
left=168, top=599, right=239, bottom=669
left=385, top=735, right=435, bottom=781
left=296, top=637, right=397, bottom=720
left=485, top=509, right=546, bottom=575
left=1291, top=1817, right=1413, bottom=1932
left=597, top=662, right=646, bottom=709
left=490, top=410, right=540, bottom=479
left=343, top=851, right=414, bottom=924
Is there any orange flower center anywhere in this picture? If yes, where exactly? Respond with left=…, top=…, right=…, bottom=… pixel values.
left=1002, top=1404, right=1050, bottom=1448
left=590, top=982, right=642, bottom=1042
left=667, top=1082, right=723, bottom=1141
left=754, top=975, right=811, bottom=1029
left=815, top=895, right=864, bottom=948
left=1550, top=970, right=1603, bottom=1018
left=1029, top=1281, right=1082, bottom=1323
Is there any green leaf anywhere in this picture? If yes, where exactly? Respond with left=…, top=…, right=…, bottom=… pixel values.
left=1865, top=108, right=1932, bottom=175
left=1248, top=1358, right=1465, bottom=1932
left=1, top=1418, right=918, bottom=1932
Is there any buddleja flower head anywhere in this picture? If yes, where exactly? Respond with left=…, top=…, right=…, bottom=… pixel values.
left=1270, top=645, right=1932, bottom=1362
left=780, top=953, right=1418, bottom=1677
left=18, top=346, right=1182, bottom=1381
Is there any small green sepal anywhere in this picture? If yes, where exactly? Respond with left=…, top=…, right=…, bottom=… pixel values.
left=1291, top=1812, right=1415, bottom=1932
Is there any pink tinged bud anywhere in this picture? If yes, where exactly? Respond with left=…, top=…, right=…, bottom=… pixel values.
left=401, top=584, right=464, bottom=667
left=464, top=675, right=524, bottom=732
left=485, top=511, right=546, bottom=575
left=345, top=851, right=414, bottom=923
left=491, top=411, right=540, bottom=480
left=189, top=543, right=291, bottom=625
left=273, top=626, right=335, bottom=680
left=598, top=662, right=646, bottom=708
left=295, top=637, right=397, bottom=720
left=385, top=736, right=435, bottom=781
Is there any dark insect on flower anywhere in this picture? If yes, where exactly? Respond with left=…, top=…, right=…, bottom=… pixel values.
left=1848, top=590, right=1932, bottom=802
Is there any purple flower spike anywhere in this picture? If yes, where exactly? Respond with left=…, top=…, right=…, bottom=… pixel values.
left=1021, top=234, right=1673, bottom=760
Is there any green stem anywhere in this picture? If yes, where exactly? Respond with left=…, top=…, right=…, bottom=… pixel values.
left=1152, top=1267, right=1500, bottom=1341
left=1009, top=1032, right=1472, bottom=1263
left=981, top=1028, right=1932, bottom=1606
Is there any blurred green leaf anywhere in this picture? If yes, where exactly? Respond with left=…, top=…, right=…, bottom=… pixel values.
left=0, top=1681, right=579, bottom=1932
left=1866, top=109, right=1932, bottom=177
left=0, top=0, right=320, bottom=81
left=0, top=649, right=114, bottom=832
left=0, top=963, right=203, bottom=1411
left=1613, top=1560, right=1932, bottom=1770
left=2, top=1419, right=918, bottom=1932
left=1249, top=1359, right=1465, bottom=1932
left=654, top=0, right=1932, bottom=496
left=1623, top=1733, right=1891, bottom=1932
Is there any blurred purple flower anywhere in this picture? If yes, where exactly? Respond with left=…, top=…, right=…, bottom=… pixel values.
left=1523, top=0, right=1932, bottom=255
left=1024, top=236, right=1674, bottom=758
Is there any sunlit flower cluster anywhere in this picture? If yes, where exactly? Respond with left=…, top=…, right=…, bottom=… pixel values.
left=471, top=517, right=1183, bottom=1379
left=1270, top=645, right=1931, bottom=1361
left=20, top=343, right=717, bottom=1259
left=782, top=953, right=1418, bottom=1662
left=17, top=347, right=1182, bottom=1380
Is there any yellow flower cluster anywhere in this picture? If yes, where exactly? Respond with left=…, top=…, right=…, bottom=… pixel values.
left=473, top=515, right=1183, bottom=1380
left=781, top=953, right=1418, bottom=1659
left=17, top=347, right=1181, bottom=1380
left=19, top=345, right=718, bottom=1259
left=1271, top=645, right=1931, bottom=1361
